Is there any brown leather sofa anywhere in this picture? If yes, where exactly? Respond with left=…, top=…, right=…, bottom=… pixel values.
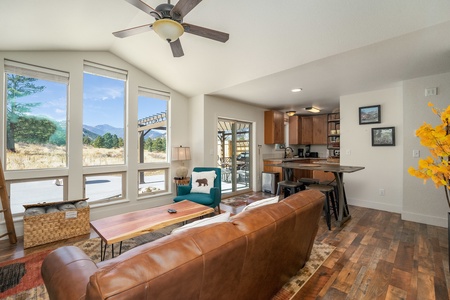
left=41, top=190, right=324, bottom=300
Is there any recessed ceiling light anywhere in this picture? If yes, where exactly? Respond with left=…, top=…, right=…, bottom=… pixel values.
left=291, top=88, right=302, bottom=93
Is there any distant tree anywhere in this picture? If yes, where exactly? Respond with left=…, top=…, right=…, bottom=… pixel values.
left=6, top=74, right=45, bottom=151
left=118, top=137, right=124, bottom=147
left=92, top=136, right=104, bottom=148
left=145, top=138, right=153, bottom=151
left=49, top=122, right=66, bottom=146
left=103, top=132, right=114, bottom=149
left=83, top=135, right=92, bottom=145
left=111, top=134, right=119, bottom=148
left=152, top=137, right=166, bottom=152
left=15, top=116, right=56, bottom=144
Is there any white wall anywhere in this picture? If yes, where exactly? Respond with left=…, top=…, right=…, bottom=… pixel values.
left=340, top=86, right=404, bottom=213
left=0, top=51, right=190, bottom=236
left=403, top=72, right=450, bottom=227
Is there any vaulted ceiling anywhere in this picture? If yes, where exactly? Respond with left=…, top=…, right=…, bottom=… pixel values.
left=2, top=0, right=450, bottom=113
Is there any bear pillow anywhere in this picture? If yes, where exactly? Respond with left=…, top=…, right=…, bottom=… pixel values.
left=191, top=171, right=217, bottom=194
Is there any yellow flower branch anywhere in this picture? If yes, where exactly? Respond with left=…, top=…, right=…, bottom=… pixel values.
left=408, top=102, right=450, bottom=208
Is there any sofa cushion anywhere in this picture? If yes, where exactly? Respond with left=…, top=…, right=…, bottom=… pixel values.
left=191, top=171, right=216, bottom=194
left=241, top=196, right=279, bottom=212
left=171, top=211, right=231, bottom=234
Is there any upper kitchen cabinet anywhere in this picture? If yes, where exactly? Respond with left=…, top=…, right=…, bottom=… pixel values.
left=300, top=116, right=313, bottom=144
left=264, top=110, right=284, bottom=144
left=289, top=115, right=327, bottom=145
left=288, top=116, right=301, bottom=144
left=312, top=114, right=327, bottom=144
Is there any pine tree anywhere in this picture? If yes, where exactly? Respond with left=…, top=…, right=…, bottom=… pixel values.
left=6, top=74, right=45, bottom=151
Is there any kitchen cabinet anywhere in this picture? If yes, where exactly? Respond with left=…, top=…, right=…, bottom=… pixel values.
left=312, top=115, right=327, bottom=144
left=263, top=159, right=283, bottom=181
left=292, top=115, right=326, bottom=145
left=264, top=110, right=284, bottom=144
left=288, top=116, right=301, bottom=144
left=263, top=158, right=327, bottom=182
left=300, top=116, right=313, bottom=144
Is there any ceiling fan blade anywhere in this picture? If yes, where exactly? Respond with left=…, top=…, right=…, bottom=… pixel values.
left=124, top=0, right=155, bottom=14
left=183, top=23, right=229, bottom=43
left=170, top=39, right=184, bottom=57
left=171, top=0, right=202, bottom=19
left=113, top=23, right=153, bottom=38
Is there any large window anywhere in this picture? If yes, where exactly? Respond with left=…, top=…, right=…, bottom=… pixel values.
left=83, top=62, right=126, bottom=166
left=137, top=87, right=169, bottom=197
left=4, top=60, right=69, bottom=170
left=137, top=87, right=168, bottom=164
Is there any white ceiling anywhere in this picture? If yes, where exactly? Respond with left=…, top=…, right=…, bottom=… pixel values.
left=2, top=0, right=450, bottom=113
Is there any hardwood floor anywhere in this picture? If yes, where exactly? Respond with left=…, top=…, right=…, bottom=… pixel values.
left=1, top=192, right=449, bottom=299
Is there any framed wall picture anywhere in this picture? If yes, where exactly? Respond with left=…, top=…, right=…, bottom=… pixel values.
left=372, top=127, right=395, bottom=146
left=359, top=105, right=381, bottom=124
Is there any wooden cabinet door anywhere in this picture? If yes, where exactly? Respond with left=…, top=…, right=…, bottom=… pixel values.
left=300, top=116, right=313, bottom=144
left=312, top=115, right=327, bottom=144
left=288, top=116, right=300, bottom=144
left=263, top=160, right=283, bottom=181
left=264, top=111, right=285, bottom=144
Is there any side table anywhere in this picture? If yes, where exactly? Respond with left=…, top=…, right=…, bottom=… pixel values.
left=173, top=177, right=190, bottom=195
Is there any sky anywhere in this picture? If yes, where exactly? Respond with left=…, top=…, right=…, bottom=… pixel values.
left=8, top=73, right=167, bottom=129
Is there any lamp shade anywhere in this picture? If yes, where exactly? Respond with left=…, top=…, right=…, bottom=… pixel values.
left=153, top=19, right=184, bottom=42
left=172, top=146, right=191, bottom=161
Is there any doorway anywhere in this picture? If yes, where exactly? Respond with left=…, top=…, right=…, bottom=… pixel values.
left=217, top=119, right=252, bottom=195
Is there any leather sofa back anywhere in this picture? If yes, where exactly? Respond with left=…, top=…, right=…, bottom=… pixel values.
left=86, top=190, right=324, bottom=300
left=42, top=190, right=324, bottom=300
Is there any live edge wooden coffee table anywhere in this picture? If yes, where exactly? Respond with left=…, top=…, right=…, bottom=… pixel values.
left=90, top=200, right=214, bottom=261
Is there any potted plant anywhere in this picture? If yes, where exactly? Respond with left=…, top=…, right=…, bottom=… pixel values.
left=408, top=102, right=450, bottom=263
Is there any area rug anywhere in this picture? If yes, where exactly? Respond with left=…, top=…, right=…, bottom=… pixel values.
left=1, top=229, right=334, bottom=300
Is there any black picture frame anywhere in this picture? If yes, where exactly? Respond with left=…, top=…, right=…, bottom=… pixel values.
left=359, top=105, right=381, bottom=125
left=372, top=127, right=395, bottom=146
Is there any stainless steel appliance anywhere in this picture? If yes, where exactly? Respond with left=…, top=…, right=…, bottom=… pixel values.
left=262, top=172, right=280, bottom=194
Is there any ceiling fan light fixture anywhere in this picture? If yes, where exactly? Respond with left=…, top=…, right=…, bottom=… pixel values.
left=305, top=106, right=321, bottom=113
left=286, top=111, right=296, bottom=117
left=153, top=19, right=184, bottom=42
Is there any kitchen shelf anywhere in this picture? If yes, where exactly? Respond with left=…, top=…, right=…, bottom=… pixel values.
left=327, top=113, right=340, bottom=155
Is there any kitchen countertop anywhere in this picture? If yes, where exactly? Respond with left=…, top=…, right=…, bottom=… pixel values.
left=264, top=157, right=327, bottom=162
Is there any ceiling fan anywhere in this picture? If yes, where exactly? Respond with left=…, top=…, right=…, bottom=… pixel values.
left=113, top=0, right=229, bottom=57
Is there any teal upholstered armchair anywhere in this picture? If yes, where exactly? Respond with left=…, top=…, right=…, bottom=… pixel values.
left=173, top=167, right=221, bottom=213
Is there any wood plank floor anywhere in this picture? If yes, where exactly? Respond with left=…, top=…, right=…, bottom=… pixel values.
left=1, top=192, right=450, bottom=299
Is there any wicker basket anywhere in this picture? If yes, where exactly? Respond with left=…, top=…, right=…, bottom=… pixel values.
left=23, top=199, right=90, bottom=249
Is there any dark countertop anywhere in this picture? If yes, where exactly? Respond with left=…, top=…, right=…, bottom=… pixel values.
left=264, top=157, right=327, bottom=162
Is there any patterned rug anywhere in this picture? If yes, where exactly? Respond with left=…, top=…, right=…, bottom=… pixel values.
left=1, top=226, right=334, bottom=300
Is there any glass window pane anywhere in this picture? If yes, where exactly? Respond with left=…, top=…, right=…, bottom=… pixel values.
left=83, top=71, right=125, bottom=166
left=9, top=178, right=65, bottom=215
left=84, top=173, right=124, bottom=202
left=138, top=169, right=167, bottom=196
left=138, top=91, right=168, bottom=163
left=5, top=73, right=68, bottom=170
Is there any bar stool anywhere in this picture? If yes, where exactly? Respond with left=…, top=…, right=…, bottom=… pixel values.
left=276, top=181, right=304, bottom=199
left=306, top=184, right=337, bottom=230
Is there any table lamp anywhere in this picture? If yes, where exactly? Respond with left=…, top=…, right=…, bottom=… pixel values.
left=172, top=146, right=191, bottom=179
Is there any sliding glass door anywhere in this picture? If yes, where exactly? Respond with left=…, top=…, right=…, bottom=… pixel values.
left=217, top=119, right=252, bottom=194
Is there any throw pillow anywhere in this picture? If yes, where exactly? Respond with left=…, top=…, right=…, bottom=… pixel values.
left=241, top=196, right=279, bottom=212
left=171, top=211, right=231, bottom=234
left=190, top=171, right=217, bottom=194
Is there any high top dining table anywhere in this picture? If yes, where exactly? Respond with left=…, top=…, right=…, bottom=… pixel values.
left=270, top=162, right=365, bottom=227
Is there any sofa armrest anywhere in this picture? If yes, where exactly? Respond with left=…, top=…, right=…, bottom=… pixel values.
left=41, top=246, right=98, bottom=300
left=178, top=184, right=191, bottom=195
